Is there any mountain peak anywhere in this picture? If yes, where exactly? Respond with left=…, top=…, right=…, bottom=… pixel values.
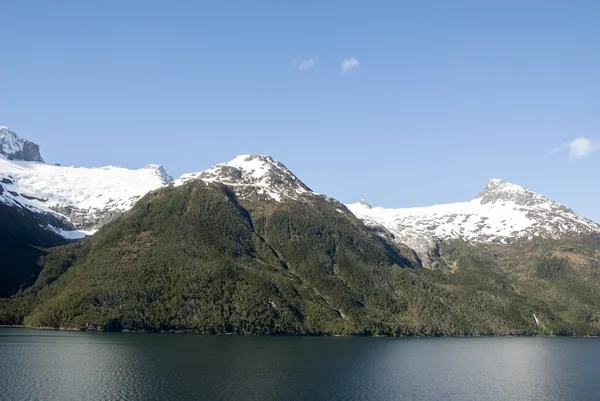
left=0, top=127, right=44, bottom=162
left=143, top=164, right=173, bottom=184
left=480, top=178, right=526, bottom=194
left=475, top=178, right=541, bottom=206
left=357, top=198, right=372, bottom=209
left=347, top=177, right=600, bottom=259
left=176, top=154, right=312, bottom=201
left=228, top=153, right=276, bottom=164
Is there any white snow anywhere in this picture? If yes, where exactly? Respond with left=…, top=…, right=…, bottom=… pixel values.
left=1, top=151, right=315, bottom=240
left=0, top=157, right=170, bottom=230
left=0, top=126, right=26, bottom=158
left=347, top=179, right=600, bottom=252
left=175, top=154, right=311, bottom=201
left=47, top=226, right=97, bottom=240
left=3, top=127, right=598, bottom=252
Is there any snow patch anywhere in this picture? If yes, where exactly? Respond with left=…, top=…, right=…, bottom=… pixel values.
left=47, top=225, right=97, bottom=240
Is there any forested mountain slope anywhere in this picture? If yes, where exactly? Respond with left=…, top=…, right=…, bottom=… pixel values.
left=3, top=179, right=599, bottom=335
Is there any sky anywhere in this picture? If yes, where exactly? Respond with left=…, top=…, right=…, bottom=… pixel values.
left=1, top=1, right=599, bottom=221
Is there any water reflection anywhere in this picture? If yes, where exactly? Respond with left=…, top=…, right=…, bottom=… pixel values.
left=1, top=329, right=599, bottom=401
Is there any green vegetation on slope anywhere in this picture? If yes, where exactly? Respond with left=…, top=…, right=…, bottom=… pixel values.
left=2, top=181, right=600, bottom=336
left=435, top=236, right=600, bottom=335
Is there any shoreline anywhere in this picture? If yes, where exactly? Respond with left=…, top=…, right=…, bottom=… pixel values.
left=2, top=325, right=599, bottom=338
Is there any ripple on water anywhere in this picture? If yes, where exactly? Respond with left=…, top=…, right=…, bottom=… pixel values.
left=1, top=330, right=599, bottom=401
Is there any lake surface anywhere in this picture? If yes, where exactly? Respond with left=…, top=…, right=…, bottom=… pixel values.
left=1, top=328, right=599, bottom=401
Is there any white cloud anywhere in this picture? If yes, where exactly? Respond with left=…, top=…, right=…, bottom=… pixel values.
left=341, top=57, right=360, bottom=74
left=298, top=58, right=316, bottom=72
left=568, top=137, right=599, bottom=160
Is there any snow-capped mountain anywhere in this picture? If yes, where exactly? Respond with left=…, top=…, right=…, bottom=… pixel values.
left=0, top=128, right=317, bottom=239
left=347, top=178, right=600, bottom=256
left=3, top=126, right=599, bottom=254
left=0, top=128, right=172, bottom=237
left=0, top=126, right=44, bottom=162
left=0, top=160, right=173, bottom=231
left=0, top=127, right=319, bottom=240
left=175, top=154, right=312, bottom=202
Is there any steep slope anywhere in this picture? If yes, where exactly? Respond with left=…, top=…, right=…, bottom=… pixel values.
left=432, top=234, right=600, bottom=335
left=0, top=199, right=71, bottom=297
left=0, top=127, right=172, bottom=297
left=347, top=179, right=600, bottom=257
left=176, top=154, right=312, bottom=202
left=0, top=126, right=43, bottom=162
left=1, top=181, right=425, bottom=334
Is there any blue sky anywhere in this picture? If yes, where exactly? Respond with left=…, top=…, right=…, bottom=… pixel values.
left=2, top=1, right=599, bottom=221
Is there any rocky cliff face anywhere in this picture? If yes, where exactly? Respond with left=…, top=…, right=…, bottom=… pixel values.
left=0, top=127, right=44, bottom=162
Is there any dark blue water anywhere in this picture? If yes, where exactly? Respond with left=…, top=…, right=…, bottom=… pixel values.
left=1, top=328, right=599, bottom=400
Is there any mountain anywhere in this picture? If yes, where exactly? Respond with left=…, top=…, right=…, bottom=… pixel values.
left=347, top=179, right=600, bottom=261
left=0, top=198, right=73, bottom=297
left=0, top=127, right=171, bottom=296
left=2, top=126, right=600, bottom=336
left=4, top=152, right=600, bottom=336
left=6, top=125, right=594, bottom=250
left=1, top=177, right=431, bottom=335
left=176, top=154, right=312, bottom=202
left=0, top=130, right=172, bottom=234
left=0, top=127, right=44, bottom=162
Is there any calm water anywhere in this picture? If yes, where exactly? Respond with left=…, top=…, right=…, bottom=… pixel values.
left=1, top=328, right=599, bottom=400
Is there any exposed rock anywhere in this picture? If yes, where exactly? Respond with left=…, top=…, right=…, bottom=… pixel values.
left=347, top=178, right=600, bottom=262
left=144, top=164, right=173, bottom=184
left=0, top=127, right=44, bottom=162
left=176, top=154, right=312, bottom=202
left=357, top=198, right=372, bottom=209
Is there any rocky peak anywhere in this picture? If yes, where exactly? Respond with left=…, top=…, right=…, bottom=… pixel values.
left=176, top=154, right=312, bottom=201
left=0, top=127, right=44, bottom=163
left=144, top=164, right=173, bottom=184
left=476, top=178, right=551, bottom=207
left=347, top=178, right=600, bottom=262
left=357, top=198, right=372, bottom=209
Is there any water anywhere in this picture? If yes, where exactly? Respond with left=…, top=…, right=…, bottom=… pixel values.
left=1, top=328, right=599, bottom=401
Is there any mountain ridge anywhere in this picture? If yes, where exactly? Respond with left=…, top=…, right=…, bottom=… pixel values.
left=2, top=126, right=600, bottom=336
left=4, top=174, right=600, bottom=336
left=347, top=178, right=600, bottom=260
left=1, top=126, right=597, bottom=251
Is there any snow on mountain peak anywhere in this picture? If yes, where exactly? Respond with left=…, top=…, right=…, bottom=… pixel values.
left=175, top=154, right=312, bottom=201
left=143, top=164, right=173, bottom=184
left=347, top=179, right=600, bottom=258
left=477, top=178, right=527, bottom=198
left=2, top=126, right=596, bottom=253
left=0, top=126, right=44, bottom=162
left=357, top=198, right=372, bottom=209
left=481, top=178, right=525, bottom=192
left=476, top=178, right=558, bottom=208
